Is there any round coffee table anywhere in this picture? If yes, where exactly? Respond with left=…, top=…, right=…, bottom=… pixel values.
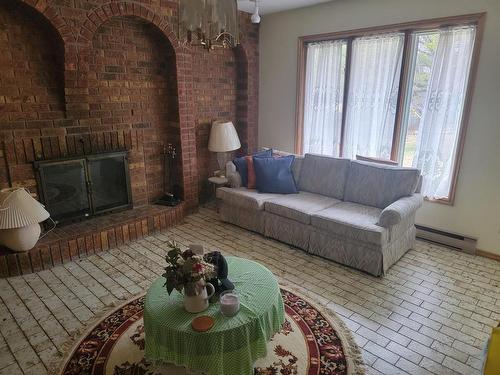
left=144, top=256, right=285, bottom=375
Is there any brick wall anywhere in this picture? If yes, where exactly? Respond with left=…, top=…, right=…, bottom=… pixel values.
left=194, top=49, right=236, bottom=200
left=0, top=0, right=259, bottom=208
left=90, top=16, right=179, bottom=204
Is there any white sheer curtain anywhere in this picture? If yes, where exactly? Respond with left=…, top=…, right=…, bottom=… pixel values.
left=413, top=26, right=475, bottom=199
left=302, top=40, right=347, bottom=156
left=342, top=33, right=404, bottom=160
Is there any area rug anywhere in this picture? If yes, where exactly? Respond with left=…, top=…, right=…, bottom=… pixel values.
left=56, top=288, right=364, bottom=375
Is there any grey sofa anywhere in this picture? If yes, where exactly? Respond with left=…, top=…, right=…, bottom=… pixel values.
left=217, top=153, right=423, bottom=276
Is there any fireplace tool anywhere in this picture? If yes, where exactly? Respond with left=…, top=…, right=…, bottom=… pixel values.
left=156, top=143, right=181, bottom=206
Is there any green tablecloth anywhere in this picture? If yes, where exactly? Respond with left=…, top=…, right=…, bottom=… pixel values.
left=144, top=256, right=285, bottom=375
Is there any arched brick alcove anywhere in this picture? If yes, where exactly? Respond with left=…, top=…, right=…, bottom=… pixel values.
left=17, top=0, right=74, bottom=42
left=73, top=2, right=199, bottom=209
left=0, top=0, right=66, bottom=189
left=89, top=16, right=181, bottom=205
left=194, top=42, right=254, bottom=202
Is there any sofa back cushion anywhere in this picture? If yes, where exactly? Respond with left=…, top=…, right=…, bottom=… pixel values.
left=291, top=156, right=303, bottom=183
left=344, top=160, right=420, bottom=208
left=298, top=154, right=351, bottom=200
left=245, top=156, right=257, bottom=188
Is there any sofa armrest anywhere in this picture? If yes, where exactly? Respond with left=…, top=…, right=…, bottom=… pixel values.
left=378, top=194, right=423, bottom=227
left=225, top=161, right=241, bottom=188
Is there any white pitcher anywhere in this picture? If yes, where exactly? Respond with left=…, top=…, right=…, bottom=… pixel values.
left=183, top=281, right=215, bottom=313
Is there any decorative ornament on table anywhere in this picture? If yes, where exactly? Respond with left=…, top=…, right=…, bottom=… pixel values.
left=219, top=290, right=240, bottom=317
left=192, top=315, right=215, bottom=332
left=162, top=241, right=216, bottom=313
left=186, top=244, right=235, bottom=295
left=203, top=250, right=234, bottom=294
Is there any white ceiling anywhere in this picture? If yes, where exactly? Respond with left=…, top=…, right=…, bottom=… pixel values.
left=237, top=0, right=332, bottom=15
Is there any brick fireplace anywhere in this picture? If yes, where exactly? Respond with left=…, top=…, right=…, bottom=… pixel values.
left=35, top=151, right=133, bottom=224
left=0, top=0, right=259, bottom=277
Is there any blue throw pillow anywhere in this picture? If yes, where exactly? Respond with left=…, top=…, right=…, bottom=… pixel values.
left=253, top=155, right=298, bottom=194
left=233, top=149, right=272, bottom=187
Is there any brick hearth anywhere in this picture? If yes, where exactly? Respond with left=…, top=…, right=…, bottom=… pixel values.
left=0, top=203, right=185, bottom=278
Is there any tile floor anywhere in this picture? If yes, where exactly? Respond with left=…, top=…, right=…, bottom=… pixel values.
left=0, top=206, right=499, bottom=374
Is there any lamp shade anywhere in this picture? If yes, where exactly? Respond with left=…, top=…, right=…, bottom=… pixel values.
left=208, top=121, right=241, bottom=152
left=0, top=188, right=50, bottom=229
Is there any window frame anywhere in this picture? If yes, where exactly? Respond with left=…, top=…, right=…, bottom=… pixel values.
left=295, top=13, right=486, bottom=205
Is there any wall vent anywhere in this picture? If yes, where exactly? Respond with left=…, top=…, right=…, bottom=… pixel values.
left=415, top=225, right=477, bottom=255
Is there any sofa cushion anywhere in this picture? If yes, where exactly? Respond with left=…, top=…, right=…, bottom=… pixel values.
left=298, top=154, right=351, bottom=200
left=344, top=160, right=420, bottom=209
left=264, top=191, right=341, bottom=224
left=233, top=149, right=272, bottom=187
left=245, top=155, right=257, bottom=189
left=253, top=155, right=298, bottom=194
left=216, top=187, right=281, bottom=211
left=311, top=202, right=387, bottom=245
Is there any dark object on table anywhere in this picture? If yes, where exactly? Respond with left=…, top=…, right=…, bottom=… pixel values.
left=204, top=251, right=234, bottom=293
left=156, top=143, right=181, bottom=207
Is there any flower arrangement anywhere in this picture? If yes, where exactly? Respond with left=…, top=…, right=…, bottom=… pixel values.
left=162, top=241, right=217, bottom=296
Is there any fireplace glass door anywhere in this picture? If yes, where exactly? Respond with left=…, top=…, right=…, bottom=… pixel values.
left=35, top=151, right=132, bottom=224
left=87, top=154, right=130, bottom=213
left=36, top=159, right=91, bottom=222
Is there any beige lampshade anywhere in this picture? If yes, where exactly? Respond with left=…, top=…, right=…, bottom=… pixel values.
left=208, top=121, right=241, bottom=152
left=0, top=188, right=50, bottom=229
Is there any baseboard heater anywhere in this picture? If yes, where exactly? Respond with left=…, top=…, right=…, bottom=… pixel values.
left=415, top=224, right=477, bottom=255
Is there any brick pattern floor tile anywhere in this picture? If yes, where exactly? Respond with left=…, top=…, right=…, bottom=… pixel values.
left=0, top=206, right=498, bottom=374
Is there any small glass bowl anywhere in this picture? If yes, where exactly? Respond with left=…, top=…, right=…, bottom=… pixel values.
left=219, top=290, right=240, bottom=317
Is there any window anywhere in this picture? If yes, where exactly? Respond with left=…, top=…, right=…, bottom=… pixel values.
left=302, top=40, right=347, bottom=156
left=296, top=14, right=484, bottom=203
left=343, top=33, right=404, bottom=160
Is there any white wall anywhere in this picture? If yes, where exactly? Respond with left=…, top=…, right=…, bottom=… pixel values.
left=258, top=0, right=500, bottom=254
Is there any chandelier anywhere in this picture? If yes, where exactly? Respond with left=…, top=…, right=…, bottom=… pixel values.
left=179, top=0, right=240, bottom=50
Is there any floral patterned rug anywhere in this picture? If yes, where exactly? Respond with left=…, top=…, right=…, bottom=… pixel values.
left=58, top=289, right=364, bottom=375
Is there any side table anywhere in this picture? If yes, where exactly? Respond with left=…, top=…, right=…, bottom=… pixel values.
left=208, top=176, right=228, bottom=210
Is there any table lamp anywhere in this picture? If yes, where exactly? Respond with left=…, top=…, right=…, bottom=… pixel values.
left=208, top=120, right=241, bottom=177
left=0, top=188, right=50, bottom=252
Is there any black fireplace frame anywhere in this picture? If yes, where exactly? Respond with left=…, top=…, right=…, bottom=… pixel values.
left=34, top=151, right=133, bottom=224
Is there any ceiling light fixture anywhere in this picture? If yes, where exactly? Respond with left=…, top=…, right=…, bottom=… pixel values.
left=251, top=0, right=261, bottom=24
left=179, top=0, right=240, bottom=50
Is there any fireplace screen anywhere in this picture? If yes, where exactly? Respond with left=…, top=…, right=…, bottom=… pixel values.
left=34, top=151, right=132, bottom=224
